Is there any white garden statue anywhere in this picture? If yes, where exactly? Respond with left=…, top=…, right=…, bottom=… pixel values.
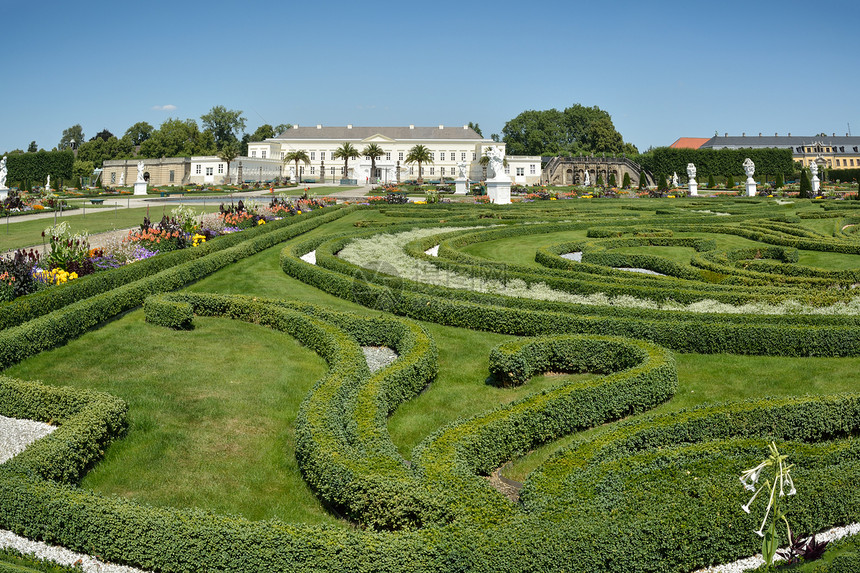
left=136, top=161, right=145, bottom=183
left=687, top=163, right=698, bottom=196
left=289, top=165, right=296, bottom=182
left=0, top=156, right=7, bottom=189
left=457, top=161, right=468, bottom=179
left=810, top=162, right=821, bottom=193
left=672, top=172, right=679, bottom=188
left=743, top=158, right=756, bottom=196
left=46, top=175, right=51, bottom=191
left=485, top=146, right=506, bottom=181
left=119, top=171, right=125, bottom=186
left=584, top=170, right=591, bottom=186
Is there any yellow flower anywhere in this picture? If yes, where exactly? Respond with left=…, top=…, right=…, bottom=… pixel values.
left=257, top=219, right=266, bottom=225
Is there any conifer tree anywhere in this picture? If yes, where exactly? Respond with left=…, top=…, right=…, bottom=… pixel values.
left=708, top=174, right=716, bottom=189
left=622, top=172, right=631, bottom=188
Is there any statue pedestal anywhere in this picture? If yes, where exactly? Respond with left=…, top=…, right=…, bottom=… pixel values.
left=454, top=178, right=468, bottom=195
left=487, top=180, right=511, bottom=205
left=746, top=178, right=757, bottom=197
left=134, top=181, right=148, bottom=196
left=812, top=176, right=821, bottom=194
left=688, top=181, right=698, bottom=197
left=0, top=188, right=8, bottom=201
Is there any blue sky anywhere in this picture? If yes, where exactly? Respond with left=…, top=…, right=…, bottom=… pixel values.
left=2, top=0, right=858, bottom=154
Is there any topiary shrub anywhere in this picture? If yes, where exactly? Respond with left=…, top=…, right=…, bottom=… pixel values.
left=608, top=173, right=617, bottom=187
left=800, top=169, right=812, bottom=198
left=708, top=174, right=716, bottom=189
left=726, top=174, right=735, bottom=189
left=775, top=172, right=784, bottom=189
left=622, top=172, right=630, bottom=189
left=657, top=173, right=669, bottom=192
left=638, top=172, right=647, bottom=190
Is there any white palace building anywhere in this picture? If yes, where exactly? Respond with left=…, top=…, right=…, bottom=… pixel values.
left=247, top=124, right=542, bottom=186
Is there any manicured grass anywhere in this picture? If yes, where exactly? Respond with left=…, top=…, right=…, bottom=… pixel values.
left=4, top=310, right=337, bottom=526
left=0, top=205, right=220, bottom=252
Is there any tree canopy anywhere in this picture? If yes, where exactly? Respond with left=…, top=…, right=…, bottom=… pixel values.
left=59, top=124, right=84, bottom=150
left=124, top=122, right=154, bottom=145
left=201, top=106, right=246, bottom=150
left=501, top=104, right=637, bottom=157
left=139, top=118, right=216, bottom=158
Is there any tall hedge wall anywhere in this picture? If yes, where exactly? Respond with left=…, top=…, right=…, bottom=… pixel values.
left=636, top=147, right=795, bottom=179
left=6, top=151, right=74, bottom=183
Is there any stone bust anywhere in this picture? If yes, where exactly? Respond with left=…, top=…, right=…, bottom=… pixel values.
left=743, top=158, right=755, bottom=178
left=686, top=163, right=696, bottom=180
left=810, top=162, right=819, bottom=176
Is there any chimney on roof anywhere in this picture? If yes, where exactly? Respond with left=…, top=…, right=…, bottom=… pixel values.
left=316, top=124, right=322, bottom=129
left=742, top=132, right=745, bottom=137
left=788, top=132, right=791, bottom=137
left=833, top=133, right=836, bottom=137
left=775, top=132, right=778, bottom=136
left=409, top=125, right=414, bottom=130
left=439, top=125, right=444, bottom=129
left=293, top=125, right=299, bottom=129
left=759, top=133, right=762, bottom=137
left=725, top=133, right=728, bottom=137
left=347, top=124, right=352, bottom=129
left=463, top=125, right=468, bottom=129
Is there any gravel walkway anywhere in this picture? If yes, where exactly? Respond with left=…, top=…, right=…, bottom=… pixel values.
left=561, top=251, right=582, bottom=262
left=0, top=415, right=55, bottom=464
left=424, top=245, right=440, bottom=257
left=300, top=250, right=317, bottom=265
left=361, top=346, right=398, bottom=372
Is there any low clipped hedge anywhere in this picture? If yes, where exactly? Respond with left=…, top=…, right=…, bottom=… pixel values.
left=0, top=206, right=355, bottom=370
left=144, top=292, right=444, bottom=531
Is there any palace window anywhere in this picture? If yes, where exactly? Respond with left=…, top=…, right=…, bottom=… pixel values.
left=530, top=164, right=536, bottom=175
left=280, top=152, right=284, bottom=160
left=386, top=152, right=391, bottom=160
left=170, top=170, right=175, bottom=182
left=261, top=151, right=266, bottom=159
left=399, top=151, right=404, bottom=161
left=320, top=152, right=325, bottom=161
left=461, top=152, right=467, bottom=161
left=430, top=167, right=435, bottom=175
left=851, top=159, right=856, bottom=166
left=441, top=167, right=445, bottom=175
left=430, top=152, right=435, bottom=160
left=218, top=164, right=224, bottom=174
left=836, top=159, right=841, bottom=166
left=205, top=167, right=213, bottom=176
left=110, top=172, right=116, bottom=183
left=310, top=152, right=315, bottom=160
left=516, top=167, right=525, bottom=176
left=472, top=152, right=477, bottom=160
left=251, top=150, right=257, bottom=157
left=196, top=165, right=202, bottom=175
left=311, top=167, right=315, bottom=174
left=505, top=166, right=510, bottom=175
left=440, top=152, right=445, bottom=161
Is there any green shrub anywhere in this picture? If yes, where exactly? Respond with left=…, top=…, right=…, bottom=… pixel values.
left=622, top=172, right=630, bottom=188
left=726, top=174, right=735, bottom=189
left=800, top=169, right=812, bottom=197
left=708, top=173, right=716, bottom=188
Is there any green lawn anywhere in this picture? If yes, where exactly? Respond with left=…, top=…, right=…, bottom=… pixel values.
left=1, top=205, right=220, bottom=252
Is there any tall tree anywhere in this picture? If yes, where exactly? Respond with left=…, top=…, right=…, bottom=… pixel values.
left=284, top=150, right=311, bottom=183
left=249, top=124, right=276, bottom=142
left=467, top=122, right=483, bottom=137
left=27, top=141, right=37, bottom=152
left=332, top=142, right=360, bottom=181
left=91, top=129, right=114, bottom=142
left=217, top=141, right=240, bottom=183
left=124, top=122, right=154, bottom=145
left=501, top=104, right=632, bottom=157
left=273, top=123, right=292, bottom=135
left=140, top=118, right=209, bottom=158
left=405, top=144, right=433, bottom=183
left=59, top=124, right=84, bottom=150
left=200, top=106, right=246, bottom=150
left=362, top=143, right=385, bottom=184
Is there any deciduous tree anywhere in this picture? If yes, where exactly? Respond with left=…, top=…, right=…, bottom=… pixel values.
left=59, top=124, right=84, bottom=150
left=124, top=122, right=154, bottom=145
left=200, top=106, right=246, bottom=150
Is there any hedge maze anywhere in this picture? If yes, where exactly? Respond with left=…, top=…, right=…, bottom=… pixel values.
left=3, top=198, right=860, bottom=571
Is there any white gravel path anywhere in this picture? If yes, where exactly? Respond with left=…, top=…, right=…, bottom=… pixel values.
left=693, top=523, right=860, bottom=573
left=300, top=250, right=317, bottom=265
left=0, top=415, right=151, bottom=572
left=362, top=346, right=398, bottom=372
left=0, top=415, right=55, bottom=464
left=561, top=251, right=582, bottom=262
left=615, top=267, right=666, bottom=276
left=424, top=245, right=440, bottom=257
